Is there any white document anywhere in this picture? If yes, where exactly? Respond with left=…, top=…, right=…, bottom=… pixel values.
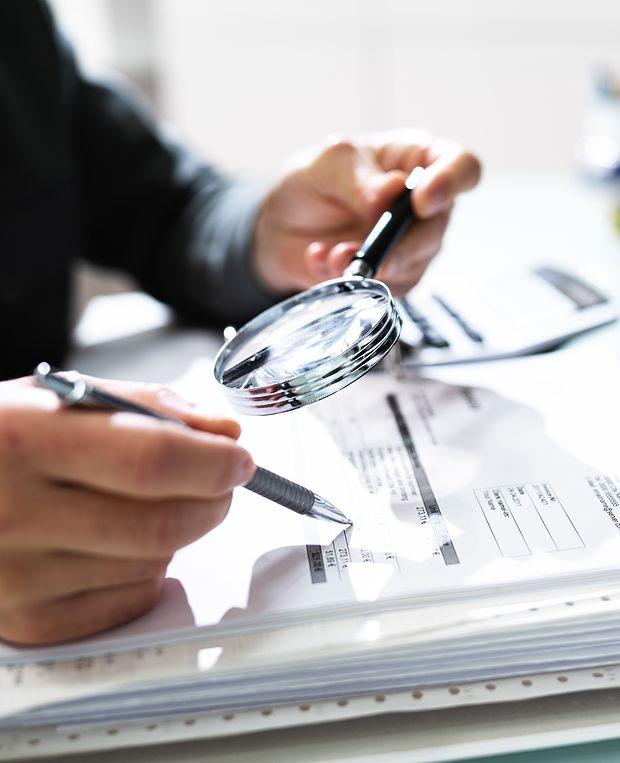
left=1, top=345, right=620, bottom=664
left=3, top=345, right=620, bottom=734
left=164, top=345, right=620, bottom=632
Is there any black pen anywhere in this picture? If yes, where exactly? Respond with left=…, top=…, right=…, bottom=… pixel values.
left=34, top=362, right=351, bottom=526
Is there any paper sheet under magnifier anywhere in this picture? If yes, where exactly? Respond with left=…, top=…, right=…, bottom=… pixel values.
left=161, top=345, right=620, bottom=635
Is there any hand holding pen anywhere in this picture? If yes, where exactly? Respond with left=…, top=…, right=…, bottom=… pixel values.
left=0, top=367, right=348, bottom=647
left=35, top=364, right=350, bottom=525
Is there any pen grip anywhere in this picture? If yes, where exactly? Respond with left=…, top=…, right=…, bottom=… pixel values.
left=245, top=466, right=314, bottom=515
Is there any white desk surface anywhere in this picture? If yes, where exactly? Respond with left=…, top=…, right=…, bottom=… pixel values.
left=15, top=172, right=620, bottom=763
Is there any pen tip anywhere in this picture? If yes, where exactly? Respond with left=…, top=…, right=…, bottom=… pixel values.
left=309, top=495, right=352, bottom=526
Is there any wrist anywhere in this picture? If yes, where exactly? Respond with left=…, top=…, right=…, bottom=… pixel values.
left=251, top=193, right=295, bottom=296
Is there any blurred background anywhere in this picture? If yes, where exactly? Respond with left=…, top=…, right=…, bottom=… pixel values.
left=46, top=0, right=620, bottom=321
left=48, top=0, right=620, bottom=174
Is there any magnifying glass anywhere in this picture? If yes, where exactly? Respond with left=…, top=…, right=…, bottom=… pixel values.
left=214, top=166, right=425, bottom=415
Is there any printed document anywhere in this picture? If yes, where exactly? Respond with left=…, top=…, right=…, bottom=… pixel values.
left=1, top=345, right=619, bottom=661
left=164, top=345, right=620, bottom=631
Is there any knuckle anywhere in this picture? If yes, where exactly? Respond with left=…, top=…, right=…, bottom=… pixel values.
left=143, top=382, right=166, bottom=399
left=146, top=498, right=233, bottom=555
left=323, top=134, right=357, bottom=158
left=152, top=385, right=175, bottom=405
left=144, top=507, right=187, bottom=556
left=139, top=382, right=179, bottom=411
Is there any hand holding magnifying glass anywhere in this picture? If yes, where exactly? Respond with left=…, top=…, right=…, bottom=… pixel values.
left=214, top=167, right=425, bottom=415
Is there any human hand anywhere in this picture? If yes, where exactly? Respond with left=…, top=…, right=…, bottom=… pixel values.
left=0, top=376, right=253, bottom=645
left=253, top=129, right=481, bottom=297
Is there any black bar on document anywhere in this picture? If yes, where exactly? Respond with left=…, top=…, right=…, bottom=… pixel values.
left=386, top=394, right=460, bottom=566
left=306, top=545, right=327, bottom=583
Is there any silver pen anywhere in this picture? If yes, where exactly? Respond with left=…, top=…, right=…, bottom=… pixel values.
left=34, top=362, right=351, bottom=526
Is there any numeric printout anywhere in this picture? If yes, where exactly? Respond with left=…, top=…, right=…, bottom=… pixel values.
left=162, top=346, right=620, bottom=633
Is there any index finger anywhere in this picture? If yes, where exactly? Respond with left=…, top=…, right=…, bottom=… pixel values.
left=366, top=131, right=481, bottom=219
left=413, top=141, right=482, bottom=218
left=22, top=373, right=243, bottom=441
left=27, top=403, right=255, bottom=499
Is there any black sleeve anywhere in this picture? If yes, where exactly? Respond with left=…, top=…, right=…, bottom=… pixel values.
left=56, top=11, right=279, bottom=326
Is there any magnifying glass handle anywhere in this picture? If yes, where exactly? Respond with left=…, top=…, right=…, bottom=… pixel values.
left=344, top=165, right=425, bottom=280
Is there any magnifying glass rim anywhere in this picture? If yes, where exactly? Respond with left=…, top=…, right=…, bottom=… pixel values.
left=213, top=277, right=401, bottom=415
left=224, top=315, right=401, bottom=414
left=221, top=299, right=399, bottom=401
left=215, top=276, right=391, bottom=387
left=216, top=277, right=386, bottom=379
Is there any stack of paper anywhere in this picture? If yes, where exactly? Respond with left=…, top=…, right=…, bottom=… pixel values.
left=2, top=344, right=620, bottom=733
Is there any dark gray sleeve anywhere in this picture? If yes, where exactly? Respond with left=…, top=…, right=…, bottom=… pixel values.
left=58, top=26, right=279, bottom=325
left=154, top=168, right=279, bottom=324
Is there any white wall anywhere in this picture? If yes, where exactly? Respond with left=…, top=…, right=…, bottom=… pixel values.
left=49, top=0, right=620, bottom=176
left=48, top=0, right=115, bottom=72
left=42, top=0, right=620, bottom=320
left=148, top=0, right=620, bottom=175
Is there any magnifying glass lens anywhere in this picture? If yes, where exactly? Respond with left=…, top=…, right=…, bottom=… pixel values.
left=214, top=168, right=424, bottom=414
left=215, top=279, right=402, bottom=414
left=224, top=290, right=388, bottom=388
